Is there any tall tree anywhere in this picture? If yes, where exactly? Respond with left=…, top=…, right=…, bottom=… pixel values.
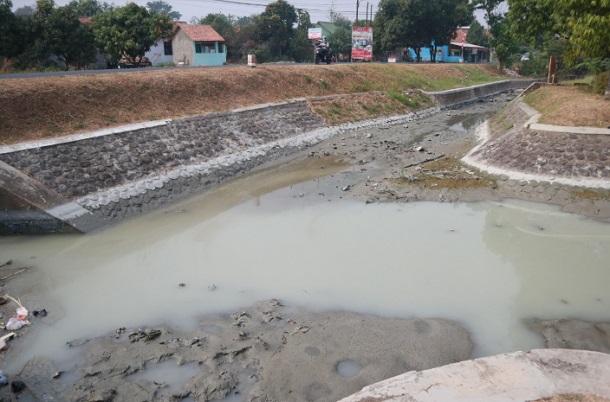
left=255, top=0, right=297, bottom=59
left=288, top=8, right=312, bottom=62
left=199, top=13, right=237, bottom=60
left=509, top=0, right=610, bottom=63
left=146, top=0, right=181, bottom=20
left=14, top=5, right=34, bottom=15
left=0, top=0, right=26, bottom=59
left=17, top=0, right=97, bottom=69
left=93, top=3, right=172, bottom=64
left=427, top=0, right=471, bottom=61
left=374, top=0, right=471, bottom=62
left=474, top=0, right=515, bottom=69
left=466, top=19, right=489, bottom=47
left=68, top=0, right=113, bottom=17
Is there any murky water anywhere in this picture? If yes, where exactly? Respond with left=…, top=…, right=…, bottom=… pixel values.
left=2, top=165, right=610, bottom=373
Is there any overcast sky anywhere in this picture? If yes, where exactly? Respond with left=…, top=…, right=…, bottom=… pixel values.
left=11, top=0, right=379, bottom=23
left=11, top=0, right=498, bottom=25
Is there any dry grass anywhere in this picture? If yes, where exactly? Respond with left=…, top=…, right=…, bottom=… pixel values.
left=310, top=91, right=431, bottom=125
left=0, top=63, right=502, bottom=145
left=392, top=157, right=496, bottom=190
left=524, top=85, right=610, bottom=128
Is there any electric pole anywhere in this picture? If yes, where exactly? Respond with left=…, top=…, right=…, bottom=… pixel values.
left=355, top=0, right=359, bottom=27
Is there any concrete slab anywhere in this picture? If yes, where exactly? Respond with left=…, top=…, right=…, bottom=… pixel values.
left=339, top=349, right=610, bottom=402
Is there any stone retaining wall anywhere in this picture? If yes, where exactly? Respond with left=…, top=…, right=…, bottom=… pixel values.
left=426, top=79, right=538, bottom=107
left=0, top=80, right=532, bottom=234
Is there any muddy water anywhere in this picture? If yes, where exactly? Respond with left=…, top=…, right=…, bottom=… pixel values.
left=2, top=159, right=610, bottom=373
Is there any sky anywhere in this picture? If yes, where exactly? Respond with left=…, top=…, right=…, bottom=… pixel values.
left=11, top=0, right=380, bottom=23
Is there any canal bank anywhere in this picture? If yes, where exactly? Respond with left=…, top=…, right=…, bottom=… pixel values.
left=1, top=79, right=609, bottom=402
left=0, top=80, right=537, bottom=234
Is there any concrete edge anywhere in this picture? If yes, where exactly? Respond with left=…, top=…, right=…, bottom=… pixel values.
left=339, top=349, right=610, bottom=402
left=0, top=120, right=171, bottom=154
left=529, top=123, right=610, bottom=135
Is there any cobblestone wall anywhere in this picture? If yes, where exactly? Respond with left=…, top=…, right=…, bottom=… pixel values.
left=427, top=79, right=537, bottom=107
left=0, top=101, right=324, bottom=201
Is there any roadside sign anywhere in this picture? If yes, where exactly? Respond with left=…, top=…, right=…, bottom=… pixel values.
left=308, top=28, right=322, bottom=40
left=352, top=27, right=373, bottom=61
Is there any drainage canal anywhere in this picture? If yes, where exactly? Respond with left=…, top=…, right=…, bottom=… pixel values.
left=1, top=102, right=609, bottom=378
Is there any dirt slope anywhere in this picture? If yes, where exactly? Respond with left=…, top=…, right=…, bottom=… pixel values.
left=0, top=63, right=502, bottom=145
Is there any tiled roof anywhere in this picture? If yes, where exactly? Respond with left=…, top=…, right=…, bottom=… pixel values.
left=177, top=25, right=225, bottom=42
left=449, top=27, right=487, bottom=49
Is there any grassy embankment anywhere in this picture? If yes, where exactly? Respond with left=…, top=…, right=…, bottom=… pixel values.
left=523, top=85, right=610, bottom=128
left=0, top=63, right=503, bottom=145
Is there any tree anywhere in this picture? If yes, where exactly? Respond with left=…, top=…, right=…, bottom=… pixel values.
left=146, top=0, right=181, bottom=20
left=14, top=5, right=34, bottom=15
left=466, top=19, right=489, bottom=47
left=93, top=3, right=172, bottom=64
left=331, top=13, right=351, bottom=29
left=329, top=26, right=352, bottom=61
left=16, top=0, right=97, bottom=69
left=374, top=0, right=471, bottom=62
left=427, top=0, right=471, bottom=61
left=199, top=13, right=238, bottom=60
left=474, top=0, right=516, bottom=69
left=68, top=0, right=113, bottom=17
left=0, top=0, right=26, bottom=59
left=508, top=0, right=610, bottom=63
left=287, top=8, right=312, bottom=62
left=255, top=0, right=297, bottom=59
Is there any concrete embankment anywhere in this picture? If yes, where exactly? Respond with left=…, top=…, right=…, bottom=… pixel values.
left=0, top=80, right=535, bottom=234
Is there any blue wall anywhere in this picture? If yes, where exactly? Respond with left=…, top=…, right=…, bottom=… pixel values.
left=193, top=42, right=227, bottom=66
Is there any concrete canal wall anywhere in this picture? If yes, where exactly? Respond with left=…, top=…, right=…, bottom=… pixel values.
left=0, top=80, right=534, bottom=234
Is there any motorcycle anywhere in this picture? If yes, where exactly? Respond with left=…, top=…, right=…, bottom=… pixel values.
left=314, top=41, right=332, bottom=65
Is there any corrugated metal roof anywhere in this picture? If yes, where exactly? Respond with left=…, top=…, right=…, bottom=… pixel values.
left=177, top=25, right=225, bottom=42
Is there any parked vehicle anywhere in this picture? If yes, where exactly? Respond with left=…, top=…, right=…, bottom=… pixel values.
left=314, top=41, right=332, bottom=65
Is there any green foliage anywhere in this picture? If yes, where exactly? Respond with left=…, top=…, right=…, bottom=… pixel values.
left=508, top=0, right=610, bottom=65
left=329, top=26, right=351, bottom=60
left=304, top=74, right=311, bottom=83
left=14, top=5, right=34, bottom=16
left=255, top=0, right=297, bottom=59
left=374, top=0, right=472, bottom=61
left=0, top=0, right=26, bottom=59
left=15, top=0, right=97, bottom=69
left=320, top=78, right=328, bottom=90
left=387, top=90, right=420, bottom=107
left=146, top=0, right=181, bottom=20
left=331, top=13, right=352, bottom=30
left=466, top=20, right=488, bottom=47
left=488, top=16, right=518, bottom=69
left=93, top=3, right=172, bottom=63
left=591, top=72, right=609, bottom=95
left=517, top=56, right=548, bottom=78
left=67, top=0, right=113, bottom=17
left=287, top=8, right=313, bottom=62
left=200, top=13, right=239, bottom=61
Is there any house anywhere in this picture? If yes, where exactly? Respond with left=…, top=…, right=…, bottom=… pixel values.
left=405, top=27, right=490, bottom=63
left=171, top=24, right=226, bottom=67
left=143, top=21, right=187, bottom=66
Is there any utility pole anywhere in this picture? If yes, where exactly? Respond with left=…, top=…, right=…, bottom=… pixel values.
left=355, top=0, right=359, bottom=27
left=365, top=2, right=369, bottom=26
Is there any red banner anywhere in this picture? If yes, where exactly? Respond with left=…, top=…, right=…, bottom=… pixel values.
left=352, top=27, right=373, bottom=61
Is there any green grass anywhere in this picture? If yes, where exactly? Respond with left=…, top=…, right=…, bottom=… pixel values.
left=387, top=90, right=420, bottom=108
